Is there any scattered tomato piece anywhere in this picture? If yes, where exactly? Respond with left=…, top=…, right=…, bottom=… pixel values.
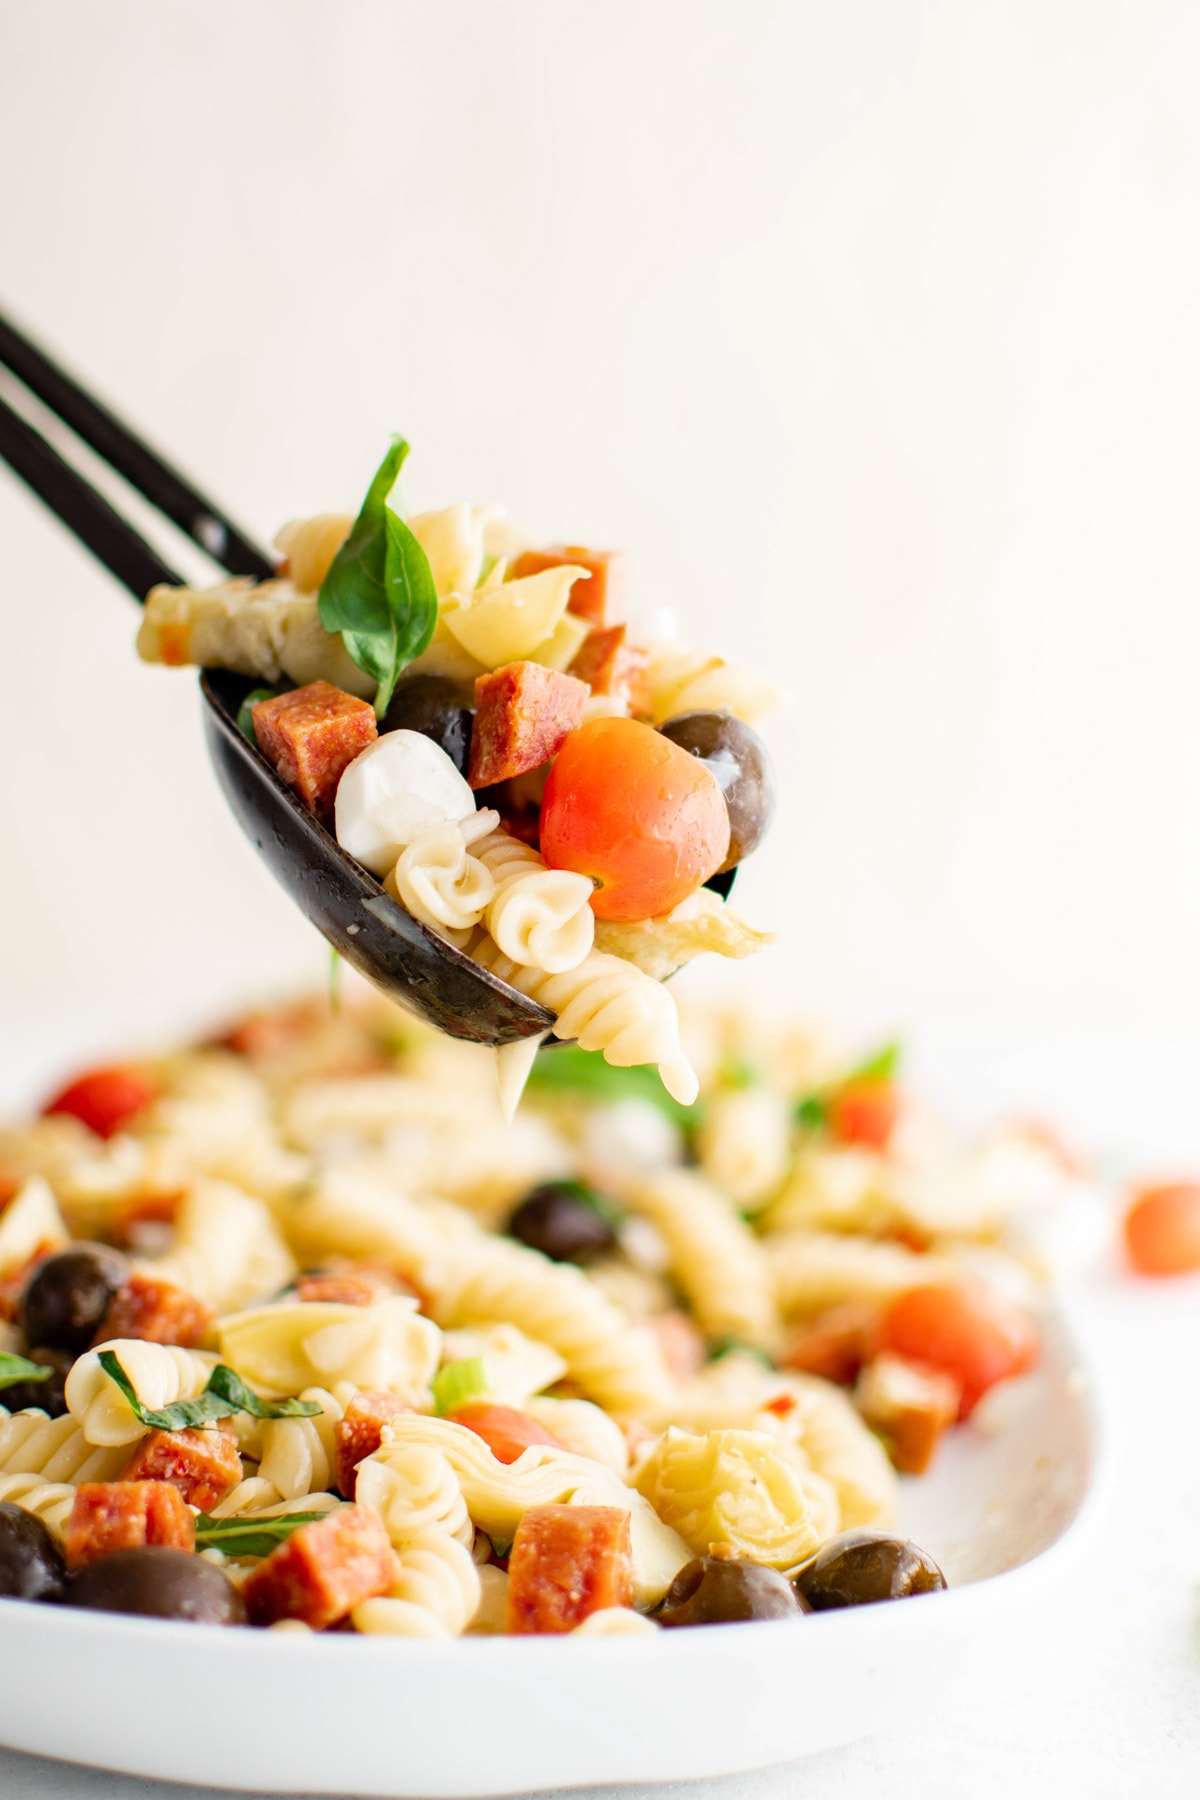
left=447, top=1404, right=565, bottom=1466
left=1123, top=1182, right=1200, bottom=1277
left=828, top=1080, right=900, bottom=1151
left=878, top=1282, right=1039, bottom=1421
left=42, top=1066, right=158, bottom=1140
left=540, top=716, right=730, bottom=920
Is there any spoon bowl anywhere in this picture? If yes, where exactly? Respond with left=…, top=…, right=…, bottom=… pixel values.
left=200, top=668, right=556, bottom=1045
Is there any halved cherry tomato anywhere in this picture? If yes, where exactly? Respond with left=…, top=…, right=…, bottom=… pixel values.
left=42, top=1066, right=159, bottom=1139
left=539, top=717, right=730, bottom=921
left=447, top=1404, right=565, bottom=1465
left=828, top=1081, right=900, bottom=1150
left=1123, top=1182, right=1200, bottom=1276
left=877, top=1282, right=1040, bottom=1421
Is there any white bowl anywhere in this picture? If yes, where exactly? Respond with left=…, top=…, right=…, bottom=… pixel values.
left=0, top=1302, right=1100, bottom=1797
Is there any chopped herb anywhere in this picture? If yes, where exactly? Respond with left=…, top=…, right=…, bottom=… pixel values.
left=706, top=1339, right=774, bottom=1369
left=432, top=1356, right=492, bottom=1417
left=97, top=1351, right=322, bottom=1432
left=526, top=1043, right=699, bottom=1127
left=317, top=438, right=438, bottom=719
left=794, top=1039, right=902, bottom=1129
left=0, top=1352, right=54, bottom=1392
left=719, top=1054, right=761, bottom=1091
left=236, top=685, right=284, bottom=745
left=328, top=946, right=342, bottom=1017
left=194, top=1510, right=329, bottom=1560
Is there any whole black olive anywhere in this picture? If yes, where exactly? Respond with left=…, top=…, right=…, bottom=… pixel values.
left=657, top=1555, right=807, bottom=1627
left=0, top=1501, right=67, bottom=1601
left=0, top=1346, right=72, bottom=1417
left=64, top=1547, right=248, bottom=1624
left=792, top=1531, right=947, bottom=1609
left=19, top=1244, right=129, bottom=1355
left=506, top=1182, right=618, bottom=1264
left=658, top=712, right=777, bottom=872
left=380, top=675, right=475, bottom=778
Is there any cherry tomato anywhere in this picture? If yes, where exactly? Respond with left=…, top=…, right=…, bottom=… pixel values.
left=42, top=1066, right=159, bottom=1140
left=539, top=717, right=730, bottom=921
left=1123, top=1183, right=1200, bottom=1276
left=878, top=1282, right=1039, bottom=1421
left=828, top=1081, right=900, bottom=1150
left=447, top=1404, right=565, bottom=1465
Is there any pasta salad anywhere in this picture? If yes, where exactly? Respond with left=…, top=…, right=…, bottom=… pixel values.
left=136, top=440, right=781, bottom=1106
left=0, top=990, right=1071, bottom=1635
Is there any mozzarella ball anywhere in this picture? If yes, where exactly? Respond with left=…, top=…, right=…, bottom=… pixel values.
left=335, top=730, right=476, bottom=875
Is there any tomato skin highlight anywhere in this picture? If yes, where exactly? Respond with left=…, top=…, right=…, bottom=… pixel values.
left=539, top=717, right=730, bottom=921
left=1124, top=1183, right=1200, bottom=1276
left=828, top=1081, right=900, bottom=1150
left=446, top=1404, right=565, bottom=1465
left=877, top=1283, right=1040, bottom=1421
left=42, top=1066, right=159, bottom=1140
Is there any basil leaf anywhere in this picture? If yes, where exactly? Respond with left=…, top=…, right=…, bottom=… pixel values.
left=794, top=1094, right=829, bottom=1130
left=706, top=1339, right=774, bottom=1369
left=194, top=1510, right=329, bottom=1560
left=847, top=1040, right=902, bottom=1085
left=432, top=1357, right=492, bottom=1417
left=0, top=1352, right=54, bottom=1392
left=97, top=1352, right=322, bottom=1431
left=526, top=1044, right=699, bottom=1127
left=236, top=685, right=285, bottom=746
left=317, top=439, right=438, bottom=719
left=203, top=1365, right=323, bottom=1421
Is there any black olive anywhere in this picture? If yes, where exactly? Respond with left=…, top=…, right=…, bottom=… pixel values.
left=19, top=1244, right=129, bottom=1355
left=658, top=712, right=777, bottom=872
left=657, top=1555, right=807, bottom=1627
left=64, top=1547, right=248, bottom=1624
left=506, top=1183, right=618, bottom=1264
left=792, top=1531, right=947, bottom=1609
left=0, top=1346, right=72, bottom=1417
left=380, top=675, right=475, bottom=778
left=0, top=1501, right=67, bottom=1601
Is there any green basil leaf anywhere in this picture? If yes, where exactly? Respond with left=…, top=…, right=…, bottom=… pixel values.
left=526, top=1044, right=699, bottom=1127
left=317, top=439, right=438, bottom=719
left=706, top=1339, right=774, bottom=1369
left=236, top=685, right=285, bottom=746
left=0, top=1352, right=54, bottom=1392
left=194, top=1510, right=329, bottom=1560
left=793, top=1094, right=829, bottom=1130
left=203, top=1365, right=323, bottom=1421
left=432, top=1357, right=492, bottom=1417
left=97, top=1352, right=322, bottom=1431
left=847, top=1040, right=902, bottom=1086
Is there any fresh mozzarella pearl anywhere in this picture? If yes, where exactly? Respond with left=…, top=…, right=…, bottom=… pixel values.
left=335, top=730, right=476, bottom=875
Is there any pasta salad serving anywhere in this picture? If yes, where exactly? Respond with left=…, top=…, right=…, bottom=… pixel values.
left=136, top=440, right=780, bottom=1106
left=0, top=989, right=1074, bottom=1637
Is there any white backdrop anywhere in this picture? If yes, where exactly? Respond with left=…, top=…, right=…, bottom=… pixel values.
left=2, top=0, right=1200, bottom=1148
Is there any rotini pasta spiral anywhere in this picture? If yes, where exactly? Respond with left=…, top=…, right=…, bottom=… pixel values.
left=0, top=1408, right=128, bottom=1486
left=571, top=1607, right=660, bottom=1637
left=386, top=812, right=500, bottom=949
left=467, top=1562, right=509, bottom=1634
left=134, top=1177, right=296, bottom=1314
left=620, top=1169, right=780, bottom=1354
left=695, top=1086, right=793, bottom=1211
left=0, top=1473, right=77, bottom=1536
left=351, top=1531, right=481, bottom=1638
left=471, top=937, right=698, bottom=1106
left=471, top=829, right=595, bottom=973
left=64, top=1342, right=217, bottom=1447
left=355, top=1438, right=474, bottom=1550
left=255, top=1388, right=345, bottom=1501
left=766, top=1230, right=956, bottom=1318
left=215, top=1298, right=441, bottom=1405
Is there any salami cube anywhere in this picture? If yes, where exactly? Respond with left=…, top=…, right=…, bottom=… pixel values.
left=333, top=1391, right=412, bottom=1497
left=510, top=547, right=628, bottom=628
left=506, top=1504, right=634, bottom=1635
left=243, top=1504, right=393, bottom=1629
left=782, top=1300, right=881, bottom=1387
left=855, top=1353, right=961, bottom=1475
left=469, top=662, right=588, bottom=789
left=295, top=1270, right=403, bottom=1308
left=64, top=1480, right=196, bottom=1569
left=120, top=1426, right=242, bottom=1511
left=95, top=1272, right=213, bottom=1348
left=568, top=625, right=649, bottom=711
left=251, top=681, right=377, bottom=823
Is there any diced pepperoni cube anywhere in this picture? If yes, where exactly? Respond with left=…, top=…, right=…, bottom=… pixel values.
left=64, top=1481, right=196, bottom=1569
left=120, top=1426, right=242, bottom=1511
left=781, top=1300, right=881, bottom=1387
left=510, top=547, right=628, bottom=628
left=855, top=1353, right=962, bottom=1475
left=333, top=1392, right=413, bottom=1497
left=469, top=662, right=588, bottom=789
left=506, top=1504, right=634, bottom=1635
left=568, top=625, right=649, bottom=711
left=251, top=681, right=377, bottom=823
left=295, top=1270, right=404, bottom=1308
left=242, top=1504, right=393, bottom=1629
left=95, top=1273, right=213, bottom=1348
